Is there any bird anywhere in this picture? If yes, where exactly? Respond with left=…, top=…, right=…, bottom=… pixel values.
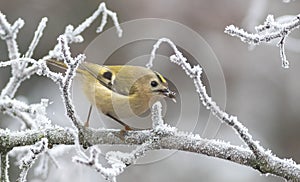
left=47, top=59, right=176, bottom=130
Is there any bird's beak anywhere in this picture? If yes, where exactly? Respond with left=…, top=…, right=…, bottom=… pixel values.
left=161, top=88, right=176, bottom=103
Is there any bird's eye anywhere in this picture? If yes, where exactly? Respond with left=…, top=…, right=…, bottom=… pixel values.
left=150, top=80, right=158, bottom=87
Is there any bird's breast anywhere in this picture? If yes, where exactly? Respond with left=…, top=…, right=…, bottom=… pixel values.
left=82, top=78, right=151, bottom=120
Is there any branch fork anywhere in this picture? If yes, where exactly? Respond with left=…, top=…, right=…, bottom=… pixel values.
left=225, top=14, right=300, bottom=68
left=1, top=3, right=300, bottom=182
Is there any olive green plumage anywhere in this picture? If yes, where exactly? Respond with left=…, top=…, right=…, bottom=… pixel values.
left=47, top=59, right=175, bottom=129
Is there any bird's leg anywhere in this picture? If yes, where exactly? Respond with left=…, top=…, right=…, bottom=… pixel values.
left=84, top=105, right=93, bottom=127
left=106, top=113, right=134, bottom=130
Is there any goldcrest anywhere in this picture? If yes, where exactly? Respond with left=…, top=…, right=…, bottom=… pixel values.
left=47, top=59, right=176, bottom=130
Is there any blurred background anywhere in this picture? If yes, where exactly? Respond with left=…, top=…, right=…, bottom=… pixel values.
left=1, top=0, right=300, bottom=181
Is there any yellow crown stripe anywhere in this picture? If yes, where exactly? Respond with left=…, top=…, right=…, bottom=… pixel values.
left=155, top=71, right=167, bottom=83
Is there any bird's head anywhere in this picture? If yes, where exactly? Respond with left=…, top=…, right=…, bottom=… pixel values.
left=129, top=69, right=176, bottom=103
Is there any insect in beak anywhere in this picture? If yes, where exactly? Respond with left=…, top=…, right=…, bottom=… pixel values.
left=155, top=88, right=176, bottom=103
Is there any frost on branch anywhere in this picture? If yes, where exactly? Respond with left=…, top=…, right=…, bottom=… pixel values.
left=148, top=38, right=266, bottom=158
left=151, top=102, right=177, bottom=135
left=72, top=102, right=168, bottom=181
left=0, top=12, right=24, bottom=60
left=0, top=153, right=9, bottom=182
left=48, top=2, right=122, bottom=60
left=73, top=147, right=125, bottom=182
left=225, top=14, right=300, bottom=68
left=0, top=12, right=31, bottom=98
left=0, top=2, right=123, bottom=181
left=17, top=138, right=48, bottom=182
left=73, top=142, right=152, bottom=182
left=24, top=17, right=48, bottom=59
left=146, top=38, right=300, bottom=180
left=0, top=96, right=51, bottom=130
left=2, top=2, right=300, bottom=182
left=55, top=35, right=85, bottom=129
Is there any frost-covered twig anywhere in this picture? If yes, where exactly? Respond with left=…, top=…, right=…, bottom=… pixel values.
left=24, top=17, right=48, bottom=59
left=73, top=103, right=165, bottom=181
left=107, top=141, right=153, bottom=167
left=0, top=16, right=46, bottom=99
left=151, top=102, right=177, bottom=135
left=33, top=150, right=62, bottom=180
left=17, top=138, right=48, bottom=182
left=2, top=3, right=300, bottom=182
left=0, top=11, right=25, bottom=98
left=0, top=4, right=122, bottom=176
left=0, top=11, right=23, bottom=60
left=75, top=2, right=122, bottom=37
left=55, top=35, right=85, bottom=131
left=1, top=126, right=300, bottom=181
left=0, top=2, right=122, bottom=133
left=0, top=58, right=37, bottom=68
left=73, top=147, right=127, bottom=182
left=47, top=2, right=122, bottom=60
left=0, top=97, right=35, bottom=129
left=0, top=3, right=123, bottom=181
left=0, top=97, right=50, bottom=129
left=0, top=2, right=122, bottom=98
left=225, top=14, right=300, bottom=68
left=147, top=38, right=265, bottom=158
left=0, top=153, right=9, bottom=182
left=151, top=102, right=164, bottom=128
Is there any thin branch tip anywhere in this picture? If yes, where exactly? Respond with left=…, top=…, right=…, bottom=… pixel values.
left=225, top=14, right=300, bottom=68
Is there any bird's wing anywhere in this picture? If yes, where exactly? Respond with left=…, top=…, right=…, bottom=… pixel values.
left=80, top=62, right=116, bottom=91
left=47, top=60, right=149, bottom=96
left=106, top=65, right=150, bottom=96
left=85, top=64, right=143, bottom=97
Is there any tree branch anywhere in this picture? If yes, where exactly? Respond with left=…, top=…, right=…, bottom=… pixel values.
left=17, top=138, right=48, bottom=182
left=1, top=2, right=299, bottom=182
left=0, top=153, right=9, bottom=182
left=0, top=12, right=25, bottom=98
left=225, top=14, right=300, bottom=68
left=148, top=38, right=265, bottom=158
left=0, top=125, right=299, bottom=181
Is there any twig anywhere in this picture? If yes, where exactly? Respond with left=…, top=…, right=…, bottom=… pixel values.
left=74, top=2, right=122, bottom=37
left=225, top=14, right=300, bottom=68
left=17, top=138, right=48, bottom=182
left=1, top=126, right=300, bottom=181
left=0, top=1, right=122, bottom=98
left=24, top=17, right=48, bottom=59
left=151, top=102, right=164, bottom=128
left=72, top=147, right=126, bottom=182
left=0, top=12, right=23, bottom=60
left=57, top=35, right=85, bottom=130
left=73, top=103, right=165, bottom=181
left=2, top=2, right=300, bottom=182
left=0, top=153, right=9, bottom=182
left=147, top=38, right=265, bottom=158
left=0, top=12, right=24, bottom=98
left=0, top=2, right=123, bottom=181
left=47, top=2, right=122, bottom=60
left=0, top=96, right=50, bottom=129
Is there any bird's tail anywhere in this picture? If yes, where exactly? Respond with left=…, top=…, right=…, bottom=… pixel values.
left=46, top=59, right=67, bottom=70
left=46, top=59, right=85, bottom=74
